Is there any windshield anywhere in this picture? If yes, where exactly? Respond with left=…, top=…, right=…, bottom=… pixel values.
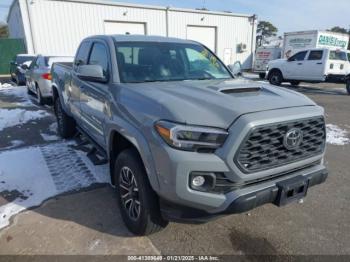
left=329, top=51, right=347, bottom=61
left=115, top=42, right=232, bottom=83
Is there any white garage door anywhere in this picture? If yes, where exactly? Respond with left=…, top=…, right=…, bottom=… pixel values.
left=187, top=26, right=216, bottom=52
left=104, top=22, right=146, bottom=35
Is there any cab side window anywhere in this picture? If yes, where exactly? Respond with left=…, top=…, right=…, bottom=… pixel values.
left=308, top=50, right=323, bottom=61
left=88, top=42, right=109, bottom=77
left=289, top=51, right=307, bottom=62
left=74, top=42, right=91, bottom=67
left=29, top=57, right=39, bottom=69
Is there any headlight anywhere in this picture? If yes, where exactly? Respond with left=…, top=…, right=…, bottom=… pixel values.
left=155, top=120, right=228, bottom=151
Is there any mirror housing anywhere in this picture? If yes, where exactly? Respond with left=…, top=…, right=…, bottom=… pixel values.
left=228, top=61, right=242, bottom=77
left=76, top=64, right=108, bottom=83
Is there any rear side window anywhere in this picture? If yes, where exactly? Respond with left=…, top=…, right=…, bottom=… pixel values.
left=88, top=42, right=109, bottom=77
left=289, top=51, right=307, bottom=61
left=16, top=56, right=35, bottom=64
left=308, top=51, right=323, bottom=60
left=329, top=51, right=347, bottom=61
left=75, top=42, right=91, bottom=66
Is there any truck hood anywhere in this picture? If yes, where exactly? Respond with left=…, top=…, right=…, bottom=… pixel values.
left=268, top=58, right=287, bottom=66
left=119, top=78, right=316, bottom=129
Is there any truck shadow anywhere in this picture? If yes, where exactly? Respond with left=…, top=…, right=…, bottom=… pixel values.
left=282, top=84, right=347, bottom=96
left=31, top=185, right=134, bottom=238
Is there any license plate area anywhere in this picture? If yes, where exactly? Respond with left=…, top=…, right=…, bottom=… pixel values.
left=275, top=176, right=309, bottom=206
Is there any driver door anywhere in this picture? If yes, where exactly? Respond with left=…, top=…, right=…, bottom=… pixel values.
left=283, top=51, right=308, bottom=80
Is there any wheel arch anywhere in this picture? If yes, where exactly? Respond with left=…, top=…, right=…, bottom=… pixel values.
left=107, top=126, right=160, bottom=192
left=267, top=68, right=284, bottom=80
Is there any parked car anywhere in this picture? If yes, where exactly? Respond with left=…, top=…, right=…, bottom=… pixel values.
left=26, top=55, right=73, bottom=104
left=10, top=54, right=36, bottom=85
left=267, top=48, right=350, bottom=93
left=51, top=35, right=328, bottom=236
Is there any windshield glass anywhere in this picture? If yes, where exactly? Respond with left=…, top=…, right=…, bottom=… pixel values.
left=115, top=42, right=232, bottom=83
left=329, top=51, right=347, bottom=61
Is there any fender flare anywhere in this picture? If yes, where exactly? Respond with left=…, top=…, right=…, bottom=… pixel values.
left=106, top=119, right=161, bottom=192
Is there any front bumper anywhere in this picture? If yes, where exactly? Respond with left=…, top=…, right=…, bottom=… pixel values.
left=160, top=164, right=328, bottom=223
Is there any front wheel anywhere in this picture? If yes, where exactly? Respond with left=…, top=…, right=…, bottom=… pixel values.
left=54, top=96, right=76, bottom=138
left=115, top=149, right=168, bottom=235
left=268, top=70, right=283, bottom=86
left=346, top=79, right=350, bottom=95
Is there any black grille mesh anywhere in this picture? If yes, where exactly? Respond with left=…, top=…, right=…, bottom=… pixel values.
left=235, top=117, right=325, bottom=173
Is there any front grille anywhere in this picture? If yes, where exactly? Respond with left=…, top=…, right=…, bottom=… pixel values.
left=235, top=117, right=326, bottom=173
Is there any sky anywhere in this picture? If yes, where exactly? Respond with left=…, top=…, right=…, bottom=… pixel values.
left=0, top=0, right=349, bottom=34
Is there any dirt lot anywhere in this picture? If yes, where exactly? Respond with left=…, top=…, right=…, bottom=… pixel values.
left=0, top=76, right=349, bottom=256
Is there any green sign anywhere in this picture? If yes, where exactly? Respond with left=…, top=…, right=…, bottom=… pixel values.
left=0, top=38, right=26, bottom=75
left=318, top=35, right=348, bottom=49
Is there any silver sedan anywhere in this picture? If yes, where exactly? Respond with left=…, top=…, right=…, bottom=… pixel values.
left=26, top=55, right=73, bottom=105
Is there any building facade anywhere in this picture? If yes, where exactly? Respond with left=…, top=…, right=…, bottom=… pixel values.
left=8, top=0, right=257, bottom=69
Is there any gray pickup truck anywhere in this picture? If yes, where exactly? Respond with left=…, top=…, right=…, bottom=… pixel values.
left=51, top=35, right=328, bottom=236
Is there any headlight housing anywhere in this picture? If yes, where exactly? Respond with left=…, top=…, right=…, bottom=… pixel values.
left=155, top=121, right=228, bottom=152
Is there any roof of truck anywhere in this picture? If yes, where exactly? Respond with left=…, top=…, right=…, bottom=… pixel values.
left=86, top=34, right=197, bottom=44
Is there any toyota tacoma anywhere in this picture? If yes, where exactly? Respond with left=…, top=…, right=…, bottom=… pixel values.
left=51, top=35, right=328, bottom=235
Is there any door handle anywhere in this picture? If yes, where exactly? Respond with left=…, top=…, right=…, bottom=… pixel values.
left=79, top=85, right=86, bottom=89
left=316, top=62, right=323, bottom=65
left=297, top=63, right=303, bottom=65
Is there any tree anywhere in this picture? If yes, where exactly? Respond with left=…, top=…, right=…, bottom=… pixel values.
left=328, top=26, right=349, bottom=34
left=0, top=22, right=8, bottom=38
left=257, top=21, right=278, bottom=38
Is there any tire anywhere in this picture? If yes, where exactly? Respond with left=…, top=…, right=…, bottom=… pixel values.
left=36, top=85, right=45, bottom=105
left=114, top=148, right=168, bottom=235
left=346, top=79, right=350, bottom=95
left=268, top=70, right=283, bottom=86
left=259, top=73, right=266, bottom=79
left=26, top=80, right=33, bottom=95
left=15, top=76, right=20, bottom=86
left=290, top=81, right=300, bottom=86
left=54, top=96, right=76, bottom=138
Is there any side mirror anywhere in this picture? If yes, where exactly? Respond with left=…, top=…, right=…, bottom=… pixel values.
left=228, top=61, right=242, bottom=77
left=76, top=64, right=107, bottom=83
left=21, top=64, right=29, bottom=70
left=10, top=61, right=17, bottom=66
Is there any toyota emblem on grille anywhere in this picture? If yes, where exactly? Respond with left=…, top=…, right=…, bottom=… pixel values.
left=283, top=128, right=303, bottom=150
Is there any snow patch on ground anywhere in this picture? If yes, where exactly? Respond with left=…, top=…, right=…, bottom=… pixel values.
left=0, top=83, right=13, bottom=89
left=1, top=140, right=25, bottom=150
left=0, top=85, right=34, bottom=107
left=326, top=124, right=350, bottom=146
left=40, top=133, right=60, bottom=141
left=49, top=122, right=57, bottom=133
left=0, top=142, right=110, bottom=229
left=0, top=108, right=50, bottom=131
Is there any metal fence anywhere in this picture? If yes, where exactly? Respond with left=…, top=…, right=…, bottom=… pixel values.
left=0, top=38, right=26, bottom=75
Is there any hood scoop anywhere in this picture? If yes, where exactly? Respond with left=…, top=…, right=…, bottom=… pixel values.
left=219, top=87, right=262, bottom=94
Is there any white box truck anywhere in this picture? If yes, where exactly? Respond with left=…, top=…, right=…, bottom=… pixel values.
left=253, top=46, right=282, bottom=79
left=283, top=30, right=349, bottom=58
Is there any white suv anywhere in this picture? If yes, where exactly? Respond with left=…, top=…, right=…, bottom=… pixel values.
left=267, top=48, right=350, bottom=89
